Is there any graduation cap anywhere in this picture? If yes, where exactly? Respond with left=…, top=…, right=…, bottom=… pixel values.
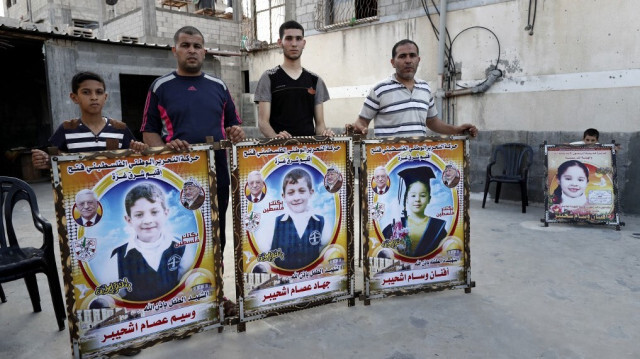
left=396, top=166, right=436, bottom=215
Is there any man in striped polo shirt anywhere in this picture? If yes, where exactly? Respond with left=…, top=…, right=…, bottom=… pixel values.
left=350, top=39, right=478, bottom=138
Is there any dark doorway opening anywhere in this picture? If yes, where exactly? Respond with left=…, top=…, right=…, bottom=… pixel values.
left=119, top=74, right=158, bottom=141
left=0, top=35, right=49, bottom=179
left=242, top=70, right=250, bottom=93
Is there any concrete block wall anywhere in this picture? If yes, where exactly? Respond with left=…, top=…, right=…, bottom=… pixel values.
left=239, top=94, right=257, bottom=127
left=297, top=0, right=323, bottom=32
left=5, top=0, right=29, bottom=20
left=103, top=9, right=144, bottom=40
left=67, top=0, right=101, bottom=22
left=219, top=57, right=242, bottom=96
left=378, top=0, right=405, bottom=18
left=155, top=9, right=241, bottom=49
left=30, top=0, right=51, bottom=20
left=6, top=0, right=90, bottom=29
left=111, top=0, right=139, bottom=16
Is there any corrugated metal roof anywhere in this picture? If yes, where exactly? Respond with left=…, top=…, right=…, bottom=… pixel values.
left=0, top=21, right=172, bottom=49
left=0, top=20, right=241, bottom=56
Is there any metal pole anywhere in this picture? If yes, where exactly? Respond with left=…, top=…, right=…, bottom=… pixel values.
left=435, top=0, right=448, bottom=122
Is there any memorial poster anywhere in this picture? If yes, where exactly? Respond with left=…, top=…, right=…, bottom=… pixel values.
left=544, top=144, right=621, bottom=227
left=231, top=138, right=355, bottom=324
left=362, top=137, right=471, bottom=300
left=51, top=147, right=222, bottom=357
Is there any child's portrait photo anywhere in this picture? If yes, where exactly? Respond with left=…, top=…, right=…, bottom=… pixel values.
left=372, top=158, right=456, bottom=260
left=111, top=182, right=194, bottom=301
left=552, top=160, right=589, bottom=207
left=248, top=164, right=336, bottom=271
left=382, top=165, right=448, bottom=257
left=87, top=179, right=199, bottom=303
left=271, top=167, right=332, bottom=269
left=545, top=146, right=618, bottom=223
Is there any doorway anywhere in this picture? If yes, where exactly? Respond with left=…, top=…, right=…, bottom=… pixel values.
left=0, top=35, right=49, bottom=179
left=119, top=74, right=158, bottom=141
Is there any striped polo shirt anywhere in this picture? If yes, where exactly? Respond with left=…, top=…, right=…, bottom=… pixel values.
left=359, top=74, right=438, bottom=137
left=48, top=117, right=135, bottom=152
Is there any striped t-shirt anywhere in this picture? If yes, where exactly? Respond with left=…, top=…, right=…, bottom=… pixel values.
left=359, top=75, right=438, bottom=137
left=48, top=117, right=135, bottom=152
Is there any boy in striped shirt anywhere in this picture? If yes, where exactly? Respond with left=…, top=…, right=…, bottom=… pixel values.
left=31, top=71, right=146, bottom=169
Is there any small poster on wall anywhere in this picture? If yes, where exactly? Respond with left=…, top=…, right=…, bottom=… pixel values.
left=230, top=137, right=355, bottom=330
left=543, top=144, right=622, bottom=229
left=51, top=146, right=223, bottom=358
left=361, top=137, right=472, bottom=301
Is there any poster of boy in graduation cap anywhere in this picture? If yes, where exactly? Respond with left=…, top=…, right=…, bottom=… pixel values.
left=362, top=138, right=470, bottom=297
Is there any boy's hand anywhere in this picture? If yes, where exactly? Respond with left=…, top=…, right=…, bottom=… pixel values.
left=166, top=139, right=190, bottom=152
left=31, top=149, right=51, bottom=170
left=226, top=125, right=245, bottom=144
left=320, top=128, right=335, bottom=137
left=274, top=130, right=292, bottom=139
left=129, top=140, right=149, bottom=153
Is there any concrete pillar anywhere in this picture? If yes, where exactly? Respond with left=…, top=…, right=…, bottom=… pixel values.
left=141, top=0, right=158, bottom=41
left=285, top=0, right=296, bottom=21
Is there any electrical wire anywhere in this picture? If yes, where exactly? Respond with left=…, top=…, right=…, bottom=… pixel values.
left=419, top=1, right=503, bottom=120
left=525, top=0, right=537, bottom=35
left=429, top=0, right=456, bottom=70
left=419, top=0, right=454, bottom=70
left=419, top=0, right=458, bottom=123
left=448, top=26, right=502, bottom=89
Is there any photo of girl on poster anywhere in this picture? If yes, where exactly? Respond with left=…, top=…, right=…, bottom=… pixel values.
left=552, top=160, right=589, bottom=207
left=381, top=165, right=448, bottom=257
